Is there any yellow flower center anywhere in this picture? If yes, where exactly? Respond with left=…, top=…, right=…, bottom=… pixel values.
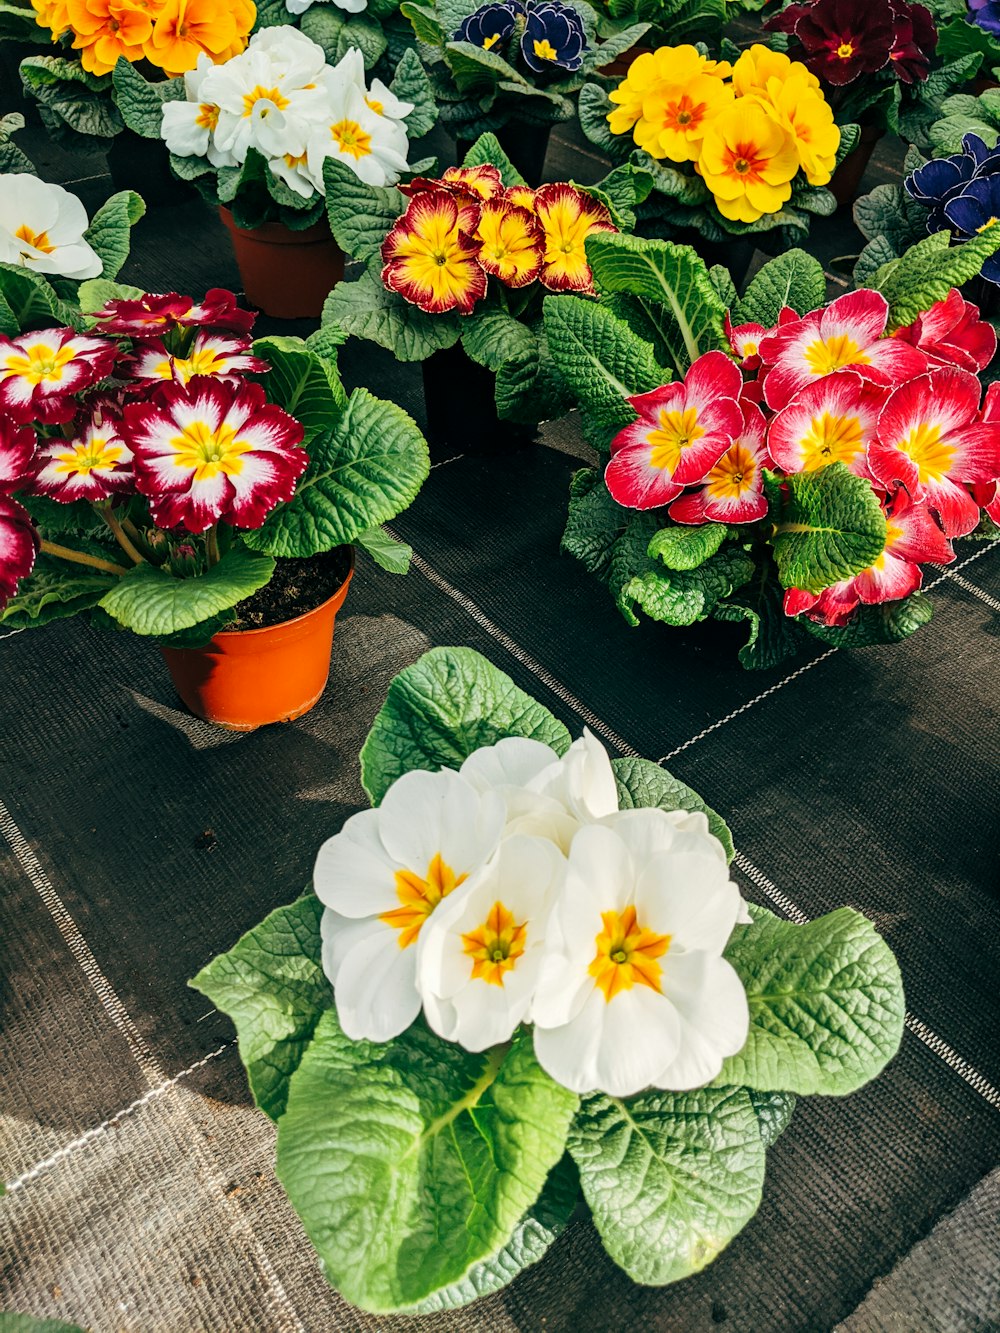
left=836, top=41, right=854, bottom=58
left=648, top=405, right=704, bottom=472
left=588, top=906, right=671, bottom=1003
left=803, top=333, right=869, bottom=376
left=195, top=102, right=220, bottom=131
left=482, top=31, right=500, bottom=47
left=242, top=85, right=290, bottom=118
left=330, top=118, right=372, bottom=160
left=170, top=419, right=250, bottom=482
left=172, top=346, right=228, bottom=381
left=461, top=900, right=528, bottom=987
left=533, top=38, right=558, bottom=60
left=800, top=410, right=865, bottom=470
left=707, top=440, right=757, bottom=499
left=13, top=223, right=54, bottom=255
left=977, top=216, right=999, bottom=233
left=380, top=853, right=466, bottom=949
left=902, top=421, right=955, bottom=484
left=53, top=434, right=125, bottom=476
left=4, top=342, right=75, bottom=384
left=365, top=95, right=384, bottom=115
left=283, top=150, right=308, bottom=169
left=743, top=340, right=758, bottom=356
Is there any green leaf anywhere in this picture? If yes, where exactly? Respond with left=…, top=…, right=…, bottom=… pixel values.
left=771, top=464, right=887, bottom=594
left=301, top=4, right=387, bottom=66
left=391, top=46, right=438, bottom=139
left=460, top=305, right=537, bottom=373
left=410, top=1156, right=580, bottom=1313
left=276, top=1017, right=578, bottom=1312
left=712, top=562, right=810, bottom=672
left=360, top=645, right=571, bottom=804
left=0, top=111, right=34, bottom=174
left=853, top=235, right=900, bottom=290
left=77, top=277, right=144, bottom=313
left=648, top=522, right=728, bottom=572
left=612, top=515, right=754, bottom=626
left=190, top=893, right=331, bottom=1121
left=799, top=588, right=933, bottom=647
left=748, top=1089, right=796, bottom=1147
left=244, top=387, right=429, bottom=559
left=585, top=232, right=729, bottom=375
left=543, top=294, right=666, bottom=432
left=400, top=0, right=446, bottom=45
left=568, top=1087, right=766, bottom=1286
left=112, top=59, right=185, bottom=138
left=717, top=908, right=905, bottom=1095
left=732, top=249, right=826, bottom=326
left=494, top=330, right=573, bottom=424
left=708, top=263, right=738, bottom=309
left=876, top=227, right=1000, bottom=329
left=612, top=754, right=733, bottom=861
left=445, top=37, right=525, bottom=93
left=19, top=55, right=122, bottom=141
left=561, top=467, right=630, bottom=578
left=98, top=545, right=275, bottom=637
left=252, top=335, right=347, bottom=442
left=577, top=80, right=632, bottom=161
left=461, top=131, right=527, bottom=187
left=356, top=525, right=412, bottom=573
left=81, top=189, right=144, bottom=281
left=852, top=183, right=927, bottom=252
left=322, top=268, right=462, bottom=360
left=0, top=262, right=78, bottom=332
left=323, top=156, right=404, bottom=263
left=0, top=555, right=116, bottom=629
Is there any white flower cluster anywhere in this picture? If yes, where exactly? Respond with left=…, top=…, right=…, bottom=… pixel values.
left=314, top=732, right=752, bottom=1097
left=160, top=28, right=411, bottom=198
left=0, top=174, right=102, bottom=280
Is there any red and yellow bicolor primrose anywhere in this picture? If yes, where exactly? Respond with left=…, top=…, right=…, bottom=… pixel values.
left=380, top=170, right=618, bottom=315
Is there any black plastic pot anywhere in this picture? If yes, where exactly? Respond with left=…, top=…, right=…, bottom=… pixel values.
left=421, top=343, right=537, bottom=462
left=107, top=129, right=194, bottom=207
left=456, top=121, right=553, bottom=186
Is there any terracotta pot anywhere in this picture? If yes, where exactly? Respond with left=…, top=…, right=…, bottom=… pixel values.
left=218, top=207, right=345, bottom=319
left=456, top=121, right=553, bottom=186
left=160, top=552, right=355, bottom=730
left=829, top=124, right=883, bottom=210
left=421, top=343, right=537, bottom=461
left=599, top=43, right=652, bottom=80
left=108, top=128, right=194, bottom=208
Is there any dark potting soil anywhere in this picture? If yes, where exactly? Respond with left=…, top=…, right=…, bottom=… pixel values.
left=228, top=547, right=352, bottom=631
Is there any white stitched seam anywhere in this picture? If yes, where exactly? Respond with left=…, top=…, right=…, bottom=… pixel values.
left=938, top=568, right=1000, bottom=614
left=5, top=1042, right=234, bottom=1192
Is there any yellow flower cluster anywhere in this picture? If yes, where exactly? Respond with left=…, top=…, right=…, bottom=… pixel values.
left=607, top=44, right=841, bottom=224
left=31, top=0, right=255, bottom=78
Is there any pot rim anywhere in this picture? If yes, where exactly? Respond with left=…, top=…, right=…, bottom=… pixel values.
left=211, top=546, right=356, bottom=642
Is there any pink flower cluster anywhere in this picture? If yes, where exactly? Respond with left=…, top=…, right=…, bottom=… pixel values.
left=605, top=287, right=1000, bottom=627
left=0, top=290, right=309, bottom=610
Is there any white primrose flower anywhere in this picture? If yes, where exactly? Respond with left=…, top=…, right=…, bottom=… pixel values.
left=160, top=55, right=237, bottom=167
left=287, top=0, right=368, bottom=15
left=207, top=46, right=330, bottom=165
left=315, top=768, right=505, bottom=1042
left=418, top=834, right=566, bottom=1051
left=531, top=809, right=749, bottom=1097
left=268, top=148, right=324, bottom=199
left=365, top=77, right=413, bottom=125
left=0, top=174, right=101, bottom=280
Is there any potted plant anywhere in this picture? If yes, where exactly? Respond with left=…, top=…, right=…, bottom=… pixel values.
left=578, top=44, right=860, bottom=279
left=0, top=278, right=430, bottom=729
left=397, top=0, right=648, bottom=182
left=545, top=230, right=1000, bottom=670
left=191, top=643, right=906, bottom=1313
left=320, top=132, right=648, bottom=455
left=4, top=0, right=256, bottom=201
left=114, top=28, right=437, bottom=318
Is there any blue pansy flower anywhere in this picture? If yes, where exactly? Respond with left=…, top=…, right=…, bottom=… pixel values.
left=520, top=0, right=587, bottom=73
left=453, top=1, right=520, bottom=52
left=943, top=175, right=1000, bottom=282
left=969, top=0, right=1000, bottom=36
left=905, top=133, right=1000, bottom=231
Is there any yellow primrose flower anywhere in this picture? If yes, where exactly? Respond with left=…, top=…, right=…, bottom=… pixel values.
left=731, top=44, right=820, bottom=97
left=633, top=72, right=734, bottom=164
left=698, top=100, right=800, bottom=224
left=30, top=0, right=71, bottom=37
left=607, top=44, right=732, bottom=138
left=758, top=73, right=840, bottom=186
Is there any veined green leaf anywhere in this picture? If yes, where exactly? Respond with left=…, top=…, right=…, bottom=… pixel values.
left=876, top=226, right=1000, bottom=329
left=648, top=522, right=728, bottom=572
left=98, top=545, right=275, bottom=637
left=355, top=525, right=412, bottom=573
left=252, top=335, right=347, bottom=440
left=322, top=268, right=462, bottom=361
left=0, top=556, right=115, bottom=629
left=612, top=754, right=734, bottom=860
left=733, top=249, right=826, bottom=326
left=323, top=157, right=404, bottom=263
left=112, top=59, right=185, bottom=138
left=771, top=464, right=887, bottom=594
left=81, top=189, right=144, bottom=281
left=561, top=467, right=630, bottom=577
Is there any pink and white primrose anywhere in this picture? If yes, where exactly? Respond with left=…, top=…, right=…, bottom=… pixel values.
left=725, top=313, right=767, bottom=370
left=315, top=768, right=506, bottom=1042
left=869, top=366, right=1000, bottom=538
left=758, top=289, right=928, bottom=411
left=33, top=407, right=133, bottom=502
left=0, top=493, right=38, bottom=608
left=417, top=834, right=567, bottom=1052
left=0, top=328, right=116, bottom=425
left=129, top=333, right=269, bottom=386
left=124, top=378, right=307, bottom=534
left=766, top=369, right=883, bottom=479
left=668, top=401, right=771, bottom=524
left=0, top=412, right=36, bottom=490
left=784, top=488, right=955, bottom=626
left=605, top=350, right=744, bottom=509
left=892, top=288, right=997, bottom=374
left=531, top=809, right=749, bottom=1096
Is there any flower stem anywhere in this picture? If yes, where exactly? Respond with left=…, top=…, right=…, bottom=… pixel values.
left=99, top=505, right=144, bottom=565
left=40, top=540, right=130, bottom=577
left=205, top=524, right=221, bottom=568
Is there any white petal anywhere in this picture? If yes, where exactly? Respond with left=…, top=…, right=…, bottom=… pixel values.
left=654, top=953, right=749, bottom=1090
left=459, top=736, right=559, bottom=793
left=635, top=851, right=742, bottom=954
left=331, top=920, right=421, bottom=1041
left=377, top=768, right=504, bottom=880
left=313, top=806, right=400, bottom=916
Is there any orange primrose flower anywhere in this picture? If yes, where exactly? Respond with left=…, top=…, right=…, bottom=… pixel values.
left=66, top=0, right=152, bottom=75
left=30, top=0, right=71, bottom=39
left=145, top=0, right=254, bottom=77
left=633, top=72, right=734, bottom=164
left=381, top=191, right=488, bottom=315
